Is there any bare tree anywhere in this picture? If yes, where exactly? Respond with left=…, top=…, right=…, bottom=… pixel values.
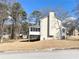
left=72, top=0, right=79, bottom=33
left=54, top=6, right=70, bottom=21
left=11, top=2, right=27, bottom=39
left=62, top=17, right=77, bottom=36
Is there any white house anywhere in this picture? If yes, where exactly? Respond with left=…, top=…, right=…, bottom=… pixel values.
left=40, top=12, right=66, bottom=40
left=28, top=12, right=66, bottom=41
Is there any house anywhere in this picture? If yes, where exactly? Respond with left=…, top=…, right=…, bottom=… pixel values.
left=28, top=12, right=66, bottom=41
left=73, top=29, right=79, bottom=36
left=66, top=29, right=79, bottom=40
left=28, top=25, right=40, bottom=41
left=40, top=12, right=66, bottom=40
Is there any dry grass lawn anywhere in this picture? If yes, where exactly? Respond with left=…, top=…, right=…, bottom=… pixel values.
left=0, top=39, right=79, bottom=51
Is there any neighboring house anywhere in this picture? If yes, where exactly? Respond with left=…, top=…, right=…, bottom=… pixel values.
left=28, top=12, right=66, bottom=41
left=66, top=29, right=79, bottom=40
left=29, top=25, right=40, bottom=41
left=73, top=29, right=79, bottom=36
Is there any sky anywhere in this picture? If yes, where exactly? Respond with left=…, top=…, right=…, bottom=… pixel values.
left=17, top=0, right=77, bottom=14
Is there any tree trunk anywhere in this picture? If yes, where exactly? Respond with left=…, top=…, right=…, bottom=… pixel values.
left=11, top=22, right=15, bottom=39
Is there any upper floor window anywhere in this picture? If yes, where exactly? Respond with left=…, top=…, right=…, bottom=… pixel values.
left=31, top=27, right=40, bottom=31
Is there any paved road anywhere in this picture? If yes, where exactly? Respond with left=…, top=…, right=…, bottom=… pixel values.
left=0, top=50, right=79, bottom=59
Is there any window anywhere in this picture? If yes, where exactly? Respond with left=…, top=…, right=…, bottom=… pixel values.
left=31, top=28, right=35, bottom=31
left=31, top=27, right=40, bottom=31
left=62, top=28, right=65, bottom=33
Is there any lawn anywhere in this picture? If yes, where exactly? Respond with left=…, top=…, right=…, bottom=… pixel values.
left=0, top=39, right=79, bottom=52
